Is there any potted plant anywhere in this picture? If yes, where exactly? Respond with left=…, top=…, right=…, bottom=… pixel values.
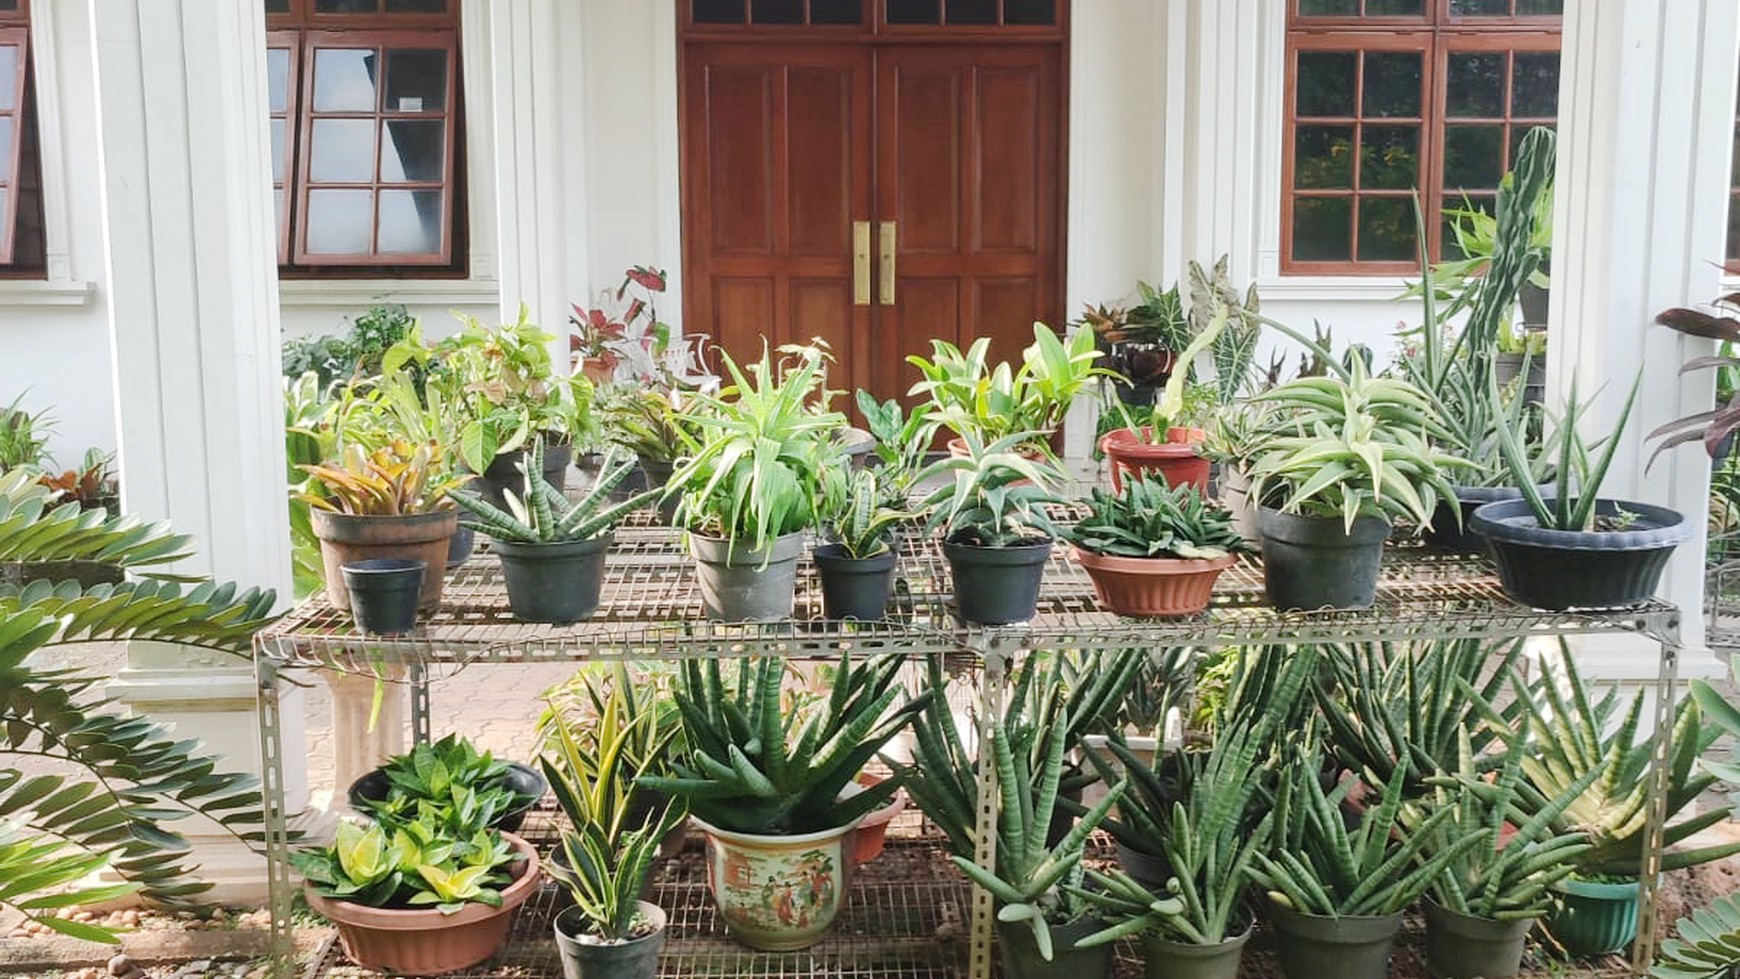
left=670, top=343, right=847, bottom=621
left=448, top=439, right=658, bottom=623
left=813, top=469, right=916, bottom=621
left=1065, top=476, right=1248, bottom=618
left=1078, top=281, right=1190, bottom=405
left=1251, top=753, right=1482, bottom=979
left=598, top=388, right=698, bottom=525
left=1244, top=363, right=1467, bottom=610
left=1099, top=299, right=1231, bottom=493
left=340, top=558, right=426, bottom=635
left=638, top=655, right=928, bottom=950
left=292, top=817, right=539, bottom=975
left=917, top=432, right=1062, bottom=625
left=1474, top=374, right=1691, bottom=610
left=297, top=439, right=467, bottom=612
left=908, top=323, right=1108, bottom=457
left=855, top=390, right=938, bottom=507
left=348, top=733, right=548, bottom=836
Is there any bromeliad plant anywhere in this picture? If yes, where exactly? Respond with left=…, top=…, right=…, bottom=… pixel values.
left=1067, top=477, right=1247, bottom=560
left=293, top=818, right=523, bottom=915
left=908, top=324, right=1109, bottom=448
left=297, top=439, right=467, bottom=516
left=448, top=440, right=657, bottom=545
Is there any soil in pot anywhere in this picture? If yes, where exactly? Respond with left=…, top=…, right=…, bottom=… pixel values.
left=1139, top=924, right=1251, bottom=979
left=943, top=538, right=1052, bottom=625
left=1072, top=547, right=1235, bottom=617
left=1100, top=427, right=1210, bottom=493
left=690, top=532, right=806, bottom=621
left=1258, top=508, right=1390, bottom=611
left=479, top=441, right=573, bottom=511
left=1423, top=900, right=1535, bottom=979
left=1267, top=902, right=1402, bottom=979
left=691, top=816, right=860, bottom=950
left=553, top=902, right=666, bottom=979
left=494, top=534, right=613, bottom=624
left=306, top=831, right=540, bottom=975
left=1470, top=498, right=1689, bottom=611
left=342, top=559, right=425, bottom=635
left=1547, top=877, right=1638, bottom=958
left=813, top=543, right=897, bottom=621
left=348, top=762, right=547, bottom=834
left=996, top=915, right=1114, bottom=979
left=312, top=508, right=457, bottom=612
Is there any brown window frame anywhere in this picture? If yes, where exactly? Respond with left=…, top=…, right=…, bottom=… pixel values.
left=1284, top=0, right=1561, bottom=276
left=679, top=0, right=1068, bottom=40
left=0, top=26, right=27, bottom=268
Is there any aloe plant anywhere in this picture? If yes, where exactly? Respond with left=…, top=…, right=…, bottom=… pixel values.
left=448, top=438, right=656, bottom=544
left=354, top=733, right=536, bottom=837
left=1066, top=476, right=1248, bottom=560
left=1491, top=369, right=1640, bottom=532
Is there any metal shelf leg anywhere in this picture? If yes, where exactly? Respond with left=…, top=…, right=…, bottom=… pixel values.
left=253, top=650, right=296, bottom=979
left=1632, top=613, right=1683, bottom=975
left=970, top=637, right=1009, bottom=979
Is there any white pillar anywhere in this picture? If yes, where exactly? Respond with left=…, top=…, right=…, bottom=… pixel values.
left=1549, top=0, right=1740, bottom=666
left=88, top=0, right=305, bottom=901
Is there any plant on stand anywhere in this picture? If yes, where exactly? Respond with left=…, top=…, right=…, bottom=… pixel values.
left=598, top=387, right=698, bottom=524
left=638, top=655, right=928, bottom=950
left=1099, top=300, right=1230, bottom=493
left=349, top=732, right=548, bottom=836
left=908, top=323, right=1107, bottom=457
left=1065, top=476, right=1249, bottom=617
left=813, top=468, right=919, bottom=620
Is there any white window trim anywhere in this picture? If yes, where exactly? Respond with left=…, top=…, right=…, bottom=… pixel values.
left=276, top=277, right=500, bottom=308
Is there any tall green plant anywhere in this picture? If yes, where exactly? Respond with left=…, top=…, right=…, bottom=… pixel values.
left=916, top=432, right=1062, bottom=547
left=1492, top=370, right=1640, bottom=532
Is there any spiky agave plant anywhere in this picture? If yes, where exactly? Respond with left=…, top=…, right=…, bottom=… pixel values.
left=448, top=438, right=658, bottom=544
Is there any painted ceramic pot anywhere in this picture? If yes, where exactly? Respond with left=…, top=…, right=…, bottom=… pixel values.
left=691, top=815, right=863, bottom=950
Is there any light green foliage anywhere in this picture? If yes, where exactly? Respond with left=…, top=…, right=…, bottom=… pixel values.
left=0, top=395, right=51, bottom=473
left=0, top=469, right=195, bottom=574
left=1188, top=257, right=1264, bottom=407
left=822, top=468, right=917, bottom=560
left=1650, top=892, right=1740, bottom=978
left=353, top=733, right=537, bottom=839
left=855, top=390, right=937, bottom=505
left=282, top=302, right=418, bottom=388
left=449, top=438, right=656, bottom=544
left=907, top=323, right=1108, bottom=446
left=292, top=818, right=521, bottom=915
left=1492, top=371, right=1639, bottom=532
left=1066, top=475, right=1248, bottom=560
left=1689, top=655, right=1740, bottom=813
left=598, top=388, right=700, bottom=466
left=917, top=432, right=1063, bottom=547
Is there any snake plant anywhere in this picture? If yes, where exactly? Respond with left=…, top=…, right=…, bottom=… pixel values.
left=449, top=438, right=656, bottom=544
left=639, top=655, right=928, bottom=835
left=1066, top=475, right=1248, bottom=560
left=822, top=468, right=918, bottom=560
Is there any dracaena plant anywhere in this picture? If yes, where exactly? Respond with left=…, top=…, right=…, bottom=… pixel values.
left=907, top=323, right=1108, bottom=446
left=821, top=468, right=919, bottom=560
left=292, top=818, right=521, bottom=914
left=638, top=655, right=929, bottom=835
left=916, top=432, right=1062, bottom=547
left=296, top=439, right=467, bottom=516
left=1066, top=476, right=1248, bottom=560
left=447, top=438, right=658, bottom=544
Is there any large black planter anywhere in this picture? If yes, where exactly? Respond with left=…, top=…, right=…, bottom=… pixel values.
left=813, top=543, right=897, bottom=620
left=690, top=532, right=805, bottom=621
left=1423, top=900, right=1535, bottom=979
left=341, top=559, right=426, bottom=635
left=1470, top=498, right=1689, bottom=610
left=480, top=441, right=573, bottom=510
left=942, top=539, right=1053, bottom=625
left=1268, top=902, right=1402, bottom=979
left=1257, top=508, right=1389, bottom=611
left=1113, top=841, right=1171, bottom=892
left=493, top=534, right=613, bottom=624
left=637, top=458, right=681, bottom=525
left=553, top=903, right=666, bottom=979
left=349, top=761, right=547, bottom=833
left=996, top=916, right=1113, bottom=979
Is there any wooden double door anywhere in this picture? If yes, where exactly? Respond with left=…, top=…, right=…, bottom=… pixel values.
left=680, top=39, right=1065, bottom=402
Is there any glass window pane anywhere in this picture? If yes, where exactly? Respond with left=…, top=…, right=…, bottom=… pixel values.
left=377, top=188, right=443, bottom=254
left=316, top=0, right=381, bottom=11
left=692, top=0, right=745, bottom=22
left=887, top=0, right=942, bottom=24
left=1450, top=0, right=1509, bottom=13
left=1512, top=53, right=1560, bottom=117
left=810, top=0, right=864, bottom=24
left=384, top=49, right=446, bottom=112
left=1364, top=0, right=1424, bottom=13
left=305, top=188, right=374, bottom=255
left=1360, top=125, right=1419, bottom=190
left=947, top=0, right=998, bottom=24
left=1295, top=126, right=1355, bottom=189
left=0, top=45, right=16, bottom=112
left=266, top=49, right=290, bottom=114
left=1446, top=53, right=1505, bottom=118
left=312, top=48, right=381, bottom=112
left=1443, top=124, right=1504, bottom=190
left=1443, top=194, right=1494, bottom=260
left=1298, top=0, right=1358, bottom=13
left=1293, top=197, right=1353, bottom=262
left=274, top=188, right=285, bottom=241
left=1516, top=0, right=1562, bottom=12
left=750, top=0, right=802, bottom=22
left=380, top=120, right=444, bottom=181
left=1297, top=52, right=1357, bottom=117
left=1358, top=197, right=1415, bottom=262
left=0, top=117, right=11, bottom=169
left=1362, top=52, right=1421, bottom=118
left=270, top=119, right=287, bottom=182
left=386, top=0, right=448, bottom=10
left=1004, top=0, right=1054, bottom=24
left=310, top=118, right=376, bottom=182
left=263, top=0, right=291, bottom=12
left=1729, top=196, right=1740, bottom=262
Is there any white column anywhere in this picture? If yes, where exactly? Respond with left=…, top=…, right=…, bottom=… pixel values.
left=88, top=0, right=304, bottom=901
left=1549, top=0, right=1740, bottom=665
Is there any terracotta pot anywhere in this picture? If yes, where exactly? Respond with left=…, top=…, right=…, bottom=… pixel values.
left=1100, top=427, right=1209, bottom=493
left=306, top=832, right=540, bottom=975
left=1072, top=546, right=1235, bottom=617
left=580, top=356, right=617, bottom=386
left=691, top=815, right=860, bottom=950
left=311, top=509, right=457, bottom=612
left=946, top=437, right=1051, bottom=462
left=845, top=774, right=907, bottom=866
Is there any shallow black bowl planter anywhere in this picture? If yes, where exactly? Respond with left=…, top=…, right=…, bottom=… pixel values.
left=1257, top=508, right=1390, bottom=611
left=553, top=903, right=666, bottom=979
left=493, top=534, right=614, bottom=624
left=341, top=559, right=426, bottom=635
left=813, top=543, right=897, bottom=620
left=942, top=538, right=1052, bottom=625
left=1470, top=498, right=1689, bottom=611
left=348, top=761, right=547, bottom=833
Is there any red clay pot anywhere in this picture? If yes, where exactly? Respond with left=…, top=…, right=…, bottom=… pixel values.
left=1072, top=546, right=1236, bottom=617
left=946, top=437, right=1052, bottom=461
left=847, top=774, right=908, bottom=866
left=311, top=508, right=457, bottom=612
left=1100, top=427, right=1209, bottom=492
left=306, top=832, right=540, bottom=975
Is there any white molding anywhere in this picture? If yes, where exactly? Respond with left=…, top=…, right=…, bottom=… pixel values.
left=0, top=278, right=94, bottom=305
left=27, top=0, right=75, bottom=283
left=1255, top=276, right=1414, bottom=302
left=458, top=0, right=498, bottom=283
left=276, top=277, right=501, bottom=308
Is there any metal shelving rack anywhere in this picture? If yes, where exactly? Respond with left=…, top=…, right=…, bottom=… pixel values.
left=253, top=512, right=1683, bottom=979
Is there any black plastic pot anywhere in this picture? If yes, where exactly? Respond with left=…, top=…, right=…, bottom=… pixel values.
left=996, top=916, right=1113, bottom=979
left=1139, top=925, right=1250, bottom=979
left=341, top=559, right=426, bottom=635
left=813, top=544, right=897, bottom=620
left=1470, top=498, right=1689, bottom=610
left=1267, top=902, right=1402, bottom=979
left=479, top=441, right=573, bottom=510
left=1548, top=877, right=1639, bottom=957
left=1518, top=280, right=1550, bottom=328
left=1425, top=485, right=1522, bottom=552
left=348, top=761, right=547, bottom=833
left=690, top=532, right=805, bottom=621
left=1113, top=842, right=1172, bottom=892
left=1423, top=900, right=1535, bottom=979
left=553, top=903, right=666, bottom=979
left=1257, top=508, right=1390, bottom=611
left=1495, top=351, right=1546, bottom=407
left=637, top=458, right=680, bottom=525
left=446, top=525, right=476, bottom=568
left=943, top=539, right=1053, bottom=625
left=493, top=534, right=613, bottom=624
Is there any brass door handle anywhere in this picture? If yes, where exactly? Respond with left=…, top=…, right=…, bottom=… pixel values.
left=878, top=222, right=897, bottom=305
left=853, top=221, right=870, bottom=306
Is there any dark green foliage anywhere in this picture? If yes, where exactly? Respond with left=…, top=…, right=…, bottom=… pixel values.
left=1066, top=476, right=1248, bottom=560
